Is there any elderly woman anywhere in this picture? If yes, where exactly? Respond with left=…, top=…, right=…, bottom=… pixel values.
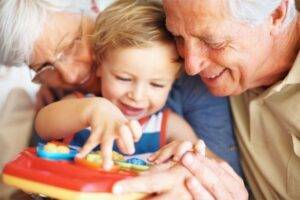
left=0, top=1, right=103, bottom=198
left=0, top=0, right=102, bottom=98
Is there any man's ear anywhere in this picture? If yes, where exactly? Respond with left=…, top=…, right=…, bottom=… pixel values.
left=96, top=64, right=102, bottom=78
left=270, top=0, right=289, bottom=35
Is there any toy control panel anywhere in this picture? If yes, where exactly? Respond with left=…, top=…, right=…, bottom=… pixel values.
left=2, top=142, right=149, bottom=200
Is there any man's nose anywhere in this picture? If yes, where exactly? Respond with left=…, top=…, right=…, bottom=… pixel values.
left=184, top=41, right=209, bottom=76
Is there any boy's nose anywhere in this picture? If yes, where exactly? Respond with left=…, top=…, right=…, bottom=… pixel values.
left=128, top=84, right=145, bottom=102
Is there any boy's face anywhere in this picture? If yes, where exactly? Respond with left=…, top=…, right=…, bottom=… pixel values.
left=97, top=41, right=180, bottom=120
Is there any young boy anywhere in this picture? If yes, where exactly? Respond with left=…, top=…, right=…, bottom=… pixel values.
left=35, top=0, right=209, bottom=170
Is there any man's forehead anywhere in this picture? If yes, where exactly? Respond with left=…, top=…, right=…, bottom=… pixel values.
left=166, top=0, right=230, bottom=22
left=165, top=0, right=230, bottom=37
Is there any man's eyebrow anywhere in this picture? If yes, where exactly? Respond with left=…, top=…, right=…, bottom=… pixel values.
left=198, top=32, right=226, bottom=43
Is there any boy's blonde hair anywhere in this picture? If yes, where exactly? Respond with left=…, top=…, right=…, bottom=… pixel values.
left=93, top=0, right=175, bottom=64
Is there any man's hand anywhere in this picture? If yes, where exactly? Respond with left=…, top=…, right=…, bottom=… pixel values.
left=113, top=164, right=193, bottom=200
left=112, top=152, right=248, bottom=200
left=182, top=152, right=248, bottom=200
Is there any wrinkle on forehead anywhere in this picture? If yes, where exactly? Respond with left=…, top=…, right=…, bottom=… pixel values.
left=165, top=0, right=231, bottom=36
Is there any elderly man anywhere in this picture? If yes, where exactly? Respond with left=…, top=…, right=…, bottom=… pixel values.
left=113, top=0, right=300, bottom=199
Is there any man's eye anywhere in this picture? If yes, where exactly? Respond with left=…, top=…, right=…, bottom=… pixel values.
left=208, top=42, right=227, bottom=50
left=151, top=82, right=165, bottom=88
left=175, top=36, right=184, bottom=46
left=116, top=75, right=131, bottom=82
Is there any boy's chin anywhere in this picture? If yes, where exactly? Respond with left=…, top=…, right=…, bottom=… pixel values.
left=124, top=112, right=151, bottom=121
left=125, top=115, right=143, bottom=121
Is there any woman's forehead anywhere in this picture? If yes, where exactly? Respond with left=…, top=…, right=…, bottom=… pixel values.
left=30, top=12, right=94, bottom=66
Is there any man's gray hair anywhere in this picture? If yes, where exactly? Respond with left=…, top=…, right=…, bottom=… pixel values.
left=0, top=0, right=72, bottom=66
left=228, top=0, right=296, bottom=27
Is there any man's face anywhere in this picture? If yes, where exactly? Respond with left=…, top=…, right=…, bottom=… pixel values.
left=29, top=12, right=95, bottom=90
left=163, top=0, right=275, bottom=96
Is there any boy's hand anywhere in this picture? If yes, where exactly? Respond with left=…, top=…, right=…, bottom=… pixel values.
left=115, top=120, right=142, bottom=154
left=148, top=140, right=206, bottom=164
left=75, top=98, right=142, bottom=170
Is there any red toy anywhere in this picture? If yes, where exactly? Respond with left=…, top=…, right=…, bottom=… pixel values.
left=2, top=147, right=148, bottom=199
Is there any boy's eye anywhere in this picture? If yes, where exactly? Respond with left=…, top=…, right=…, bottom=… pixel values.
left=115, top=75, right=131, bottom=82
left=151, top=82, right=165, bottom=88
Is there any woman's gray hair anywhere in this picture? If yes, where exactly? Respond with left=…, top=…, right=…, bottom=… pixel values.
left=228, top=0, right=296, bottom=27
left=0, top=0, right=72, bottom=66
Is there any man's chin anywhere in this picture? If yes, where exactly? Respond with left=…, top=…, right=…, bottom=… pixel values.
left=207, top=87, right=238, bottom=97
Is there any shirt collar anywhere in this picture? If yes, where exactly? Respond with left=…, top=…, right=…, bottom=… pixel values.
left=284, top=51, right=300, bottom=85
left=247, top=50, right=300, bottom=99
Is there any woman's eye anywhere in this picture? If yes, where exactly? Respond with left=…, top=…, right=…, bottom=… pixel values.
left=151, top=82, right=165, bottom=88
left=115, top=75, right=131, bottom=82
left=36, top=62, right=55, bottom=72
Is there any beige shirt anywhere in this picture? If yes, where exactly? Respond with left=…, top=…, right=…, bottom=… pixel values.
left=230, top=52, right=300, bottom=200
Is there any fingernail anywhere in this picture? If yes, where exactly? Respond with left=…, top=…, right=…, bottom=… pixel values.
left=182, top=153, right=193, bottom=165
left=154, top=159, right=161, bottom=164
left=112, top=184, right=123, bottom=194
left=127, top=146, right=135, bottom=155
left=189, top=177, right=198, bottom=187
left=173, top=155, right=180, bottom=161
left=128, top=149, right=134, bottom=155
left=147, top=156, right=154, bottom=161
left=103, top=162, right=113, bottom=171
left=76, top=153, right=83, bottom=158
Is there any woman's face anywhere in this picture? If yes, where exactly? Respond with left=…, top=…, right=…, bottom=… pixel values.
left=29, top=11, right=96, bottom=91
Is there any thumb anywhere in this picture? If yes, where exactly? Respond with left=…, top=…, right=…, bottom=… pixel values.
left=112, top=171, right=176, bottom=194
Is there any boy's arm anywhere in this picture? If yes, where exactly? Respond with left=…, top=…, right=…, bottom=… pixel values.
left=35, top=97, right=142, bottom=170
left=167, top=111, right=222, bottom=160
left=35, top=97, right=108, bottom=140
